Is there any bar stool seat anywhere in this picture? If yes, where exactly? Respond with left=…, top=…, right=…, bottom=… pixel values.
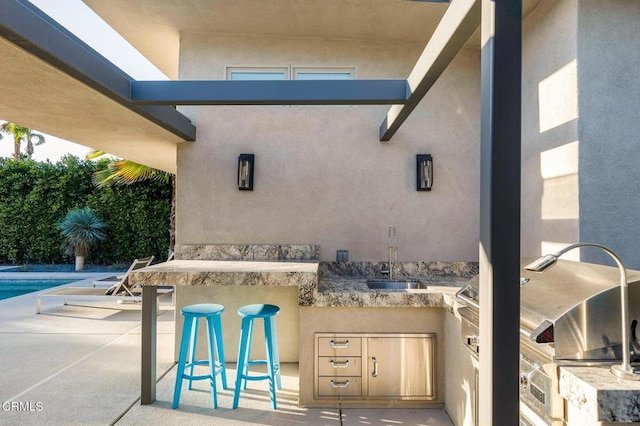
left=172, top=303, right=227, bottom=409
left=233, top=303, right=281, bottom=409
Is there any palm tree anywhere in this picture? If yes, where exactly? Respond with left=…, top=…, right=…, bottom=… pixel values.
left=0, top=122, right=46, bottom=160
left=24, top=128, right=46, bottom=160
left=59, top=207, right=107, bottom=271
left=87, top=151, right=176, bottom=255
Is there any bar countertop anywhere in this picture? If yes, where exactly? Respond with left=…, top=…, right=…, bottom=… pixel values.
left=130, top=259, right=318, bottom=277
left=129, top=259, right=320, bottom=305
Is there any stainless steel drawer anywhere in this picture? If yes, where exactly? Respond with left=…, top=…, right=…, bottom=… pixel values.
left=318, top=356, right=362, bottom=376
left=318, top=376, right=362, bottom=397
left=318, top=337, right=362, bottom=357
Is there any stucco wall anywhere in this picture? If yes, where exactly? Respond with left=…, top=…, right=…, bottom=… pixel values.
left=577, top=0, right=640, bottom=269
left=521, top=0, right=640, bottom=269
left=176, top=33, right=481, bottom=262
left=521, top=0, right=580, bottom=260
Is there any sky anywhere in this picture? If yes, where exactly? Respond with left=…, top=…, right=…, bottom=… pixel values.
left=0, top=0, right=167, bottom=162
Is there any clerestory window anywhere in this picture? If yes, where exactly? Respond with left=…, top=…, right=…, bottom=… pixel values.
left=226, top=66, right=355, bottom=81
left=225, top=66, right=355, bottom=106
left=226, top=67, right=289, bottom=80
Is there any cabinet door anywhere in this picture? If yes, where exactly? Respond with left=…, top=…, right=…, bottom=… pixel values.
left=367, top=337, right=435, bottom=398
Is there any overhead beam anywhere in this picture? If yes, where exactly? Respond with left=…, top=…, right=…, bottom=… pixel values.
left=130, top=80, right=410, bottom=106
left=0, top=0, right=196, bottom=141
left=379, top=0, right=480, bottom=141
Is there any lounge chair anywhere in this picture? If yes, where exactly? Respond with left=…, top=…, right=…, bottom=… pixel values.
left=92, top=256, right=154, bottom=289
left=36, top=257, right=173, bottom=314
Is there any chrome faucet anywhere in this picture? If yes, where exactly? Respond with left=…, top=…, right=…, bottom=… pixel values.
left=383, top=225, right=397, bottom=281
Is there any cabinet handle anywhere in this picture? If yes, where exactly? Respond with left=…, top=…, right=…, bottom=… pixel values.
left=329, top=359, right=350, bottom=368
left=371, top=356, right=378, bottom=377
left=330, top=379, right=350, bottom=388
left=330, top=339, right=349, bottom=348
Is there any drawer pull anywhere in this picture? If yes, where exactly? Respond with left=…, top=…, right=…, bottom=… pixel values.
left=330, top=379, right=350, bottom=388
left=329, top=359, right=350, bottom=368
left=330, top=339, right=350, bottom=348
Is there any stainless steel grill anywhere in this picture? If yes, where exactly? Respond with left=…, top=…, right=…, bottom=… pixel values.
left=455, top=259, right=640, bottom=425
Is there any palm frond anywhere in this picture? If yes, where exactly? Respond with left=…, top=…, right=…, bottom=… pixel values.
left=91, top=167, right=119, bottom=187
left=85, top=150, right=107, bottom=160
left=0, top=123, right=28, bottom=138
left=93, top=158, right=171, bottom=188
left=29, top=132, right=46, bottom=146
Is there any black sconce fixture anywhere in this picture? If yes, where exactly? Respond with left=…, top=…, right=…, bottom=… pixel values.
left=238, top=154, right=254, bottom=190
left=416, top=154, right=433, bottom=191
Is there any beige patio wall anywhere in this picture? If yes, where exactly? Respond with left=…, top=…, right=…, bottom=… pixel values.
left=521, top=0, right=640, bottom=270
left=175, top=33, right=481, bottom=262
left=576, top=0, right=640, bottom=269
left=521, top=0, right=580, bottom=260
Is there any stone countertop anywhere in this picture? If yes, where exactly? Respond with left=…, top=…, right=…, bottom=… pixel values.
left=129, top=259, right=320, bottom=305
left=131, top=259, right=318, bottom=276
left=315, top=275, right=468, bottom=309
left=560, top=365, right=640, bottom=423
left=129, top=259, right=470, bottom=309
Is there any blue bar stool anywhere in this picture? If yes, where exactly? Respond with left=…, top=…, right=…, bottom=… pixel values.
left=232, top=304, right=281, bottom=409
left=172, top=303, right=227, bottom=409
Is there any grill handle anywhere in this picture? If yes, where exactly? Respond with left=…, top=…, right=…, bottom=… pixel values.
left=520, top=327, right=532, bottom=340
left=456, top=285, right=479, bottom=310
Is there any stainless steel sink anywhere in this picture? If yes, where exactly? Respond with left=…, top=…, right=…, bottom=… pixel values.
left=366, top=280, right=427, bottom=290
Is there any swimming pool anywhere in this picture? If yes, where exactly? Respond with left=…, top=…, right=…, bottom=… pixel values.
left=0, top=279, right=75, bottom=300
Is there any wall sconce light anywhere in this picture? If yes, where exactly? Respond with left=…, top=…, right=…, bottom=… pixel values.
left=416, top=154, right=433, bottom=191
left=238, top=154, right=254, bottom=191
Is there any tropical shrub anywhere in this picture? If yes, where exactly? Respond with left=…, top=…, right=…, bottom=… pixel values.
left=58, top=208, right=107, bottom=271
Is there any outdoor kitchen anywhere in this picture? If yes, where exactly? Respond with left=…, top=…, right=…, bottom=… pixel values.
left=455, top=257, right=640, bottom=425
left=131, top=243, right=640, bottom=425
left=3, top=0, right=640, bottom=424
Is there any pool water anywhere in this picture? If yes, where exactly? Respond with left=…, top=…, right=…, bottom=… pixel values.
left=0, top=279, right=75, bottom=301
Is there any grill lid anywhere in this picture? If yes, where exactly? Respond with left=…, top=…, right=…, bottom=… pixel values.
left=457, top=259, right=640, bottom=360
left=520, top=260, right=632, bottom=329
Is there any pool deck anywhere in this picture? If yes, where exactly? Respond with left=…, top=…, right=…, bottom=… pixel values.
left=0, top=275, right=453, bottom=425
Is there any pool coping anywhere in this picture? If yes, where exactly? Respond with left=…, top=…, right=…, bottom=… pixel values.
left=0, top=272, right=119, bottom=280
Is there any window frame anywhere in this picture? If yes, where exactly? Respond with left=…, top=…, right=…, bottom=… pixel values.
left=225, top=66, right=290, bottom=81
left=292, top=67, right=356, bottom=80
left=224, top=66, right=357, bottom=107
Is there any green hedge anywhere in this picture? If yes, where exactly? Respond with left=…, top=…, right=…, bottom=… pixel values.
left=0, top=156, right=171, bottom=264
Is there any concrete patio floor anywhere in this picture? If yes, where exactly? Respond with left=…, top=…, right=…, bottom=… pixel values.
left=0, top=276, right=453, bottom=425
